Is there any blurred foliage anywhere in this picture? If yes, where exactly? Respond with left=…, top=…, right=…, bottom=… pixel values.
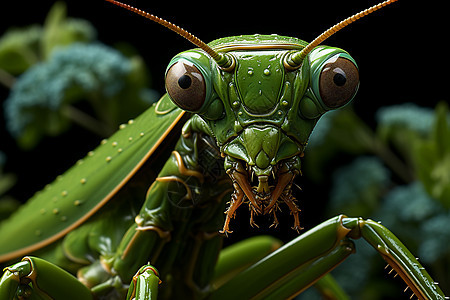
left=0, top=152, right=20, bottom=221
left=304, top=102, right=450, bottom=298
left=0, top=2, right=96, bottom=76
left=0, top=2, right=158, bottom=149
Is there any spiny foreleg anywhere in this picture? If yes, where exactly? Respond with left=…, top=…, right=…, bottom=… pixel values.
left=220, top=182, right=245, bottom=235
left=281, top=189, right=302, bottom=233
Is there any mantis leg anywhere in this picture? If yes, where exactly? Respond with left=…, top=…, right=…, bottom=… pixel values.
left=210, top=215, right=355, bottom=299
left=79, top=131, right=230, bottom=298
left=212, top=235, right=348, bottom=300
left=0, top=256, right=93, bottom=300
left=126, top=264, right=161, bottom=300
left=343, top=217, right=447, bottom=300
left=210, top=215, right=447, bottom=300
left=212, top=235, right=283, bottom=288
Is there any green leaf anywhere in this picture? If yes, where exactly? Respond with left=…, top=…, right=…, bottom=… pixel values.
left=305, top=107, right=376, bottom=181
left=0, top=25, right=42, bottom=74
left=0, top=197, right=21, bottom=222
left=309, top=107, right=374, bottom=153
left=328, top=156, right=390, bottom=217
left=0, top=2, right=96, bottom=79
left=330, top=108, right=375, bottom=154
left=0, top=153, right=19, bottom=221
left=375, top=103, right=435, bottom=163
left=432, top=102, right=450, bottom=156
left=0, top=173, right=16, bottom=196
left=41, top=1, right=67, bottom=57
left=418, top=213, right=450, bottom=264
left=412, top=102, right=450, bottom=208
left=41, top=2, right=96, bottom=59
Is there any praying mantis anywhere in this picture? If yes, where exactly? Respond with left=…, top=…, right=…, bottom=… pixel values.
left=0, top=0, right=447, bottom=299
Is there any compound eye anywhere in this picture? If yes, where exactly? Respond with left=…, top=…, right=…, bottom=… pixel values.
left=319, top=57, right=359, bottom=108
left=166, top=60, right=206, bottom=111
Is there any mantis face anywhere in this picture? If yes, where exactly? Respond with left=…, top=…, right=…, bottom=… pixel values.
left=105, top=0, right=394, bottom=232
left=166, top=35, right=359, bottom=230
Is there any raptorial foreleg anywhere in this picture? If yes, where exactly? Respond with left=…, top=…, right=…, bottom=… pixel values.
left=0, top=256, right=93, bottom=300
left=220, top=182, right=244, bottom=234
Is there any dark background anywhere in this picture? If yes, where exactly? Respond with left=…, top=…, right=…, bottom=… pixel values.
left=1, top=0, right=446, bottom=116
left=0, top=0, right=447, bottom=284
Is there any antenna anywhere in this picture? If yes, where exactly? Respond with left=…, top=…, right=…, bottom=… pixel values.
left=105, top=0, right=234, bottom=70
left=284, top=0, right=399, bottom=70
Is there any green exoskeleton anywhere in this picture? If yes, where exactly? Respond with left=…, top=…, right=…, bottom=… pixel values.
left=0, top=0, right=447, bottom=299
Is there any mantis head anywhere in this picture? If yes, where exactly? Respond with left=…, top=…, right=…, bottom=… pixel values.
left=165, top=42, right=359, bottom=229
left=106, top=0, right=397, bottom=232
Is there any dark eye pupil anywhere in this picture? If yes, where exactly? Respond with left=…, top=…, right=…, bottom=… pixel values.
left=333, top=69, right=347, bottom=86
left=318, top=57, right=359, bottom=109
left=178, top=75, right=192, bottom=89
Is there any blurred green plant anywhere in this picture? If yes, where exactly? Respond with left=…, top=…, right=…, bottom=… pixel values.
left=0, top=2, right=96, bottom=78
left=0, top=152, right=20, bottom=221
left=1, top=2, right=158, bottom=148
left=304, top=102, right=450, bottom=298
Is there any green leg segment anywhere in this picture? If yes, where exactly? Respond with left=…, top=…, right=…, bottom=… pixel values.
left=210, top=215, right=354, bottom=300
left=212, top=236, right=283, bottom=289
left=126, top=264, right=161, bottom=300
left=0, top=256, right=93, bottom=300
left=313, top=274, right=350, bottom=300
left=344, top=217, right=447, bottom=300
left=210, top=215, right=448, bottom=300
left=212, top=235, right=349, bottom=300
